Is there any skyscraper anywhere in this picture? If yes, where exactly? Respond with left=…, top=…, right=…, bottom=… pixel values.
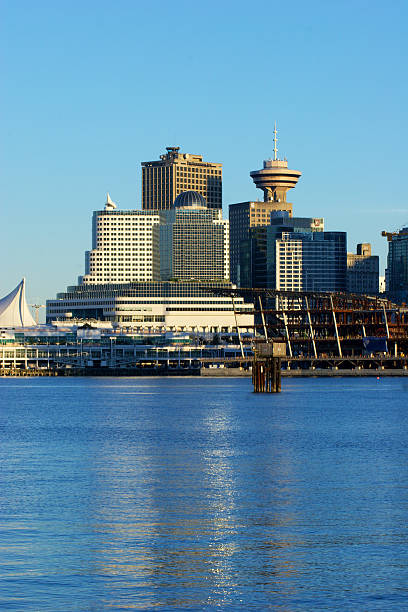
left=271, top=229, right=347, bottom=292
left=237, top=211, right=346, bottom=292
left=142, top=146, right=222, bottom=211
left=81, top=194, right=160, bottom=285
left=241, top=215, right=324, bottom=288
left=384, top=227, right=408, bottom=304
left=154, top=191, right=229, bottom=282
left=229, top=127, right=301, bottom=285
left=47, top=190, right=246, bottom=331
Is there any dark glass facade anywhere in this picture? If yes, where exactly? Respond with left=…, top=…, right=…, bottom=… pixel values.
left=386, top=229, right=408, bottom=304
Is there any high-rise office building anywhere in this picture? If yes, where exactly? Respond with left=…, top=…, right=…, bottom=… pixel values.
left=81, top=194, right=159, bottom=285
left=238, top=212, right=346, bottom=292
left=154, top=191, right=229, bottom=282
left=347, top=244, right=379, bottom=294
left=384, top=227, right=408, bottom=304
left=240, top=215, right=324, bottom=288
left=239, top=226, right=268, bottom=289
left=229, top=201, right=295, bottom=285
left=271, top=230, right=347, bottom=292
left=48, top=190, right=250, bottom=331
left=229, top=127, right=301, bottom=285
left=142, top=146, right=222, bottom=211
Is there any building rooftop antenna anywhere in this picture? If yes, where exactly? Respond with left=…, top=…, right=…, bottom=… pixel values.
left=273, top=121, right=278, bottom=161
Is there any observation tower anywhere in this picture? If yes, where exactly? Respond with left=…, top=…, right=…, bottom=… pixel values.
left=250, top=124, right=301, bottom=203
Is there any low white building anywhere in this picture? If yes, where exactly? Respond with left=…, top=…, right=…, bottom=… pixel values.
left=47, top=281, right=253, bottom=333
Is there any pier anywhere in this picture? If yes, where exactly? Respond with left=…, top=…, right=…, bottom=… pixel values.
left=1, top=288, right=408, bottom=378
left=251, top=342, right=285, bottom=392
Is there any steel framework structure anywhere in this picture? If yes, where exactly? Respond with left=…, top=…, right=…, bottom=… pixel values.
left=205, top=288, right=408, bottom=359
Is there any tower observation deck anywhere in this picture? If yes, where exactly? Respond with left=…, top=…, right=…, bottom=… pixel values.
left=250, top=124, right=301, bottom=203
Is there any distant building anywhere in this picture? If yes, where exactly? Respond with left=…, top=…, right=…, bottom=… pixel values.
left=81, top=194, right=159, bottom=285
left=155, top=191, right=229, bottom=282
left=384, top=227, right=408, bottom=304
left=142, top=146, right=222, bottom=211
left=271, top=230, right=347, bottom=292
left=229, top=201, right=295, bottom=285
left=346, top=243, right=379, bottom=294
left=240, top=215, right=325, bottom=289
left=229, top=126, right=301, bottom=285
left=237, top=213, right=346, bottom=292
left=239, top=225, right=268, bottom=289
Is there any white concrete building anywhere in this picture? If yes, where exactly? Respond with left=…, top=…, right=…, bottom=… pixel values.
left=47, top=281, right=253, bottom=333
left=48, top=195, right=253, bottom=332
left=81, top=194, right=160, bottom=285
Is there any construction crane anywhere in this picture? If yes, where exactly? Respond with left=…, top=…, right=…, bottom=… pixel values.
left=382, top=229, right=408, bottom=241
left=29, top=304, right=46, bottom=325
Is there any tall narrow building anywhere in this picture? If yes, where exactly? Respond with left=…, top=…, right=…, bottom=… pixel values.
left=81, top=194, right=160, bottom=285
left=142, top=146, right=222, bottom=211
left=229, top=203, right=286, bottom=286
left=384, top=227, right=408, bottom=304
left=154, top=191, right=229, bottom=282
left=229, top=126, right=301, bottom=285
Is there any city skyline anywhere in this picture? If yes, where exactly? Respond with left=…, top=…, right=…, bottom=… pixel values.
left=1, top=1, right=407, bottom=307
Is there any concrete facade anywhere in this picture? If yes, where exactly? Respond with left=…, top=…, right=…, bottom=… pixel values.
left=347, top=243, right=379, bottom=294
left=46, top=282, right=253, bottom=333
left=81, top=199, right=160, bottom=285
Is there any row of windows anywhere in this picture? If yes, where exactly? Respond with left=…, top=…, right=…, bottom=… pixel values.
left=175, top=169, right=221, bottom=175
left=165, top=307, right=236, bottom=312
left=57, top=282, right=233, bottom=298
left=91, top=257, right=151, bottom=260
left=97, top=218, right=158, bottom=223
left=51, top=298, right=245, bottom=306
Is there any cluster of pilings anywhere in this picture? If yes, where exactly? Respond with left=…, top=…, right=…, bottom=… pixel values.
left=252, top=357, right=282, bottom=392
left=0, top=368, right=58, bottom=377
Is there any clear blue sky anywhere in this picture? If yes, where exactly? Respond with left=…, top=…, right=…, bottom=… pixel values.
left=1, top=0, right=407, bottom=311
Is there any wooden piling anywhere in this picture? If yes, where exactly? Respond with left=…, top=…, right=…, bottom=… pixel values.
left=252, top=356, right=281, bottom=392
left=252, top=343, right=285, bottom=393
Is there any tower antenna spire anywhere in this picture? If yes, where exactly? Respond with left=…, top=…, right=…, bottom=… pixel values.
left=273, top=121, right=278, bottom=161
left=250, top=123, right=301, bottom=203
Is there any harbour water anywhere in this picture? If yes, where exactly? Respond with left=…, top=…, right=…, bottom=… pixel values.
left=1, top=377, right=408, bottom=610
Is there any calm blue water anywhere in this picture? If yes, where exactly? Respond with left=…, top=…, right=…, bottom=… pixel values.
left=1, top=376, right=408, bottom=611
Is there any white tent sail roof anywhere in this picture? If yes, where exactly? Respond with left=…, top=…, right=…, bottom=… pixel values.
left=0, top=279, right=36, bottom=327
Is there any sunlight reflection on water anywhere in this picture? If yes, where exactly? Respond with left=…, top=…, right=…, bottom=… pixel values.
left=1, top=377, right=408, bottom=610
